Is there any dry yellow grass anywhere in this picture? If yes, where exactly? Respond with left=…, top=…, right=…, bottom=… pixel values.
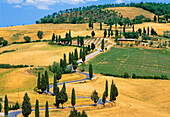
left=106, top=7, right=155, bottom=19
left=0, top=42, right=80, bottom=66
left=23, top=74, right=170, bottom=117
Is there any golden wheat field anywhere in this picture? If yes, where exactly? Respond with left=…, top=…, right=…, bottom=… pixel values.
left=106, top=7, right=155, bottom=19
left=0, top=42, right=81, bottom=66
left=14, top=74, right=170, bottom=117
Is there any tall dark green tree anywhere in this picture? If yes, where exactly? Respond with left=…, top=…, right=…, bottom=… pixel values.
left=110, top=80, right=118, bottom=102
left=100, top=22, right=102, bottom=30
left=143, top=27, right=146, bottom=34
left=53, top=74, right=57, bottom=94
left=52, top=33, right=55, bottom=42
left=147, top=27, right=149, bottom=35
left=91, top=90, right=99, bottom=106
left=35, top=99, right=39, bottom=117
left=101, top=39, right=104, bottom=51
left=45, top=70, right=49, bottom=92
left=0, top=103, right=2, bottom=112
left=71, top=88, right=76, bottom=107
left=89, top=64, right=93, bottom=80
left=59, top=83, right=68, bottom=109
left=69, top=52, right=72, bottom=64
left=91, top=31, right=95, bottom=38
left=123, top=25, right=126, bottom=34
left=111, top=30, right=113, bottom=36
left=72, top=60, right=78, bottom=70
left=88, top=45, right=91, bottom=51
left=108, top=29, right=110, bottom=37
left=104, top=29, right=107, bottom=38
left=56, top=35, right=58, bottom=43
left=37, top=72, right=41, bottom=90
left=91, top=43, right=95, bottom=50
left=74, top=48, right=78, bottom=60
left=132, top=24, right=134, bottom=32
left=80, top=38, right=84, bottom=47
left=154, top=15, right=157, bottom=22
left=59, top=35, right=61, bottom=43
left=22, top=93, right=32, bottom=117
left=82, top=51, right=86, bottom=62
left=55, top=86, right=60, bottom=108
left=105, top=80, right=108, bottom=98
left=115, top=30, right=118, bottom=37
left=4, top=95, right=8, bottom=116
left=80, top=49, right=83, bottom=58
left=63, top=53, right=67, bottom=68
left=138, top=28, right=142, bottom=36
left=102, top=92, right=106, bottom=106
left=77, top=36, right=80, bottom=46
left=45, top=101, right=49, bottom=117
left=40, top=74, right=46, bottom=92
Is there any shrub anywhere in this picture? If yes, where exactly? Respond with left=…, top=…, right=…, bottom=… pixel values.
left=2, top=40, right=8, bottom=46
left=23, top=36, right=31, bottom=43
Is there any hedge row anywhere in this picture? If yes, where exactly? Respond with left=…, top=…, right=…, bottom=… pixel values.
left=0, top=64, right=34, bottom=68
left=100, top=72, right=169, bottom=80
left=0, top=50, right=16, bottom=55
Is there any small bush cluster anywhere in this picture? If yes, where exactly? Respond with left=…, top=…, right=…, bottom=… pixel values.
left=8, top=102, right=20, bottom=110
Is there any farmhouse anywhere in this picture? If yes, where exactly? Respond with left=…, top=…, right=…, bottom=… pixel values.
left=118, top=38, right=136, bottom=44
left=163, top=31, right=170, bottom=38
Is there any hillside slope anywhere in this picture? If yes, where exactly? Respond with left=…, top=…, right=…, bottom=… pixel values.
left=106, top=7, right=155, bottom=20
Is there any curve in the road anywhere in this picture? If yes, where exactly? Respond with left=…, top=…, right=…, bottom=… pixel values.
left=0, top=48, right=111, bottom=117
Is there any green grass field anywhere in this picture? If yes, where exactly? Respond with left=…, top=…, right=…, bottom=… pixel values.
left=81, top=47, right=170, bottom=78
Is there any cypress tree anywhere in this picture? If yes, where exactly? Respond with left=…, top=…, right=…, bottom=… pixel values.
left=143, top=27, right=146, bottom=34
left=4, top=95, right=8, bottom=116
left=71, top=88, right=76, bottom=107
left=89, top=64, right=93, bottom=80
left=45, top=101, right=49, bottom=117
left=132, top=24, right=134, bottom=32
left=40, top=74, right=46, bottom=92
left=74, top=48, right=78, bottom=60
left=91, top=31, right=95, bottom=37
left=81, top=110, right=87, bottom=117
left=45, top=70, right=49, bottom=92
left=52, top=33, right=55, bottom=42
left=104, top=29, right=107, bottom=38
left=63, top=53, right=67, bottom=68
left=147, top=27, right=149, bottom=35
left=35, top=99, right=39, bottom=117
left=69, top=52, right=72, bottom=64
left=72, top=60, right=78, bottom=70
left=59, top=83, right=68, bottom=109
left=82, top=51, right=86, bottom=62
left=56, top=68, right=62, bottom=81
left=80, top=49, right=82, bottom=58
left=55, top=86, right=60, bottom=108
left=154, top=15, right=157, bottom=22
left=69, top=30, right=71, bottom=38
left=92, top=22, right=93, bottom=29
left=110, top=80, right=114, bottom=101
left=123, top=25, right=126, bottom=34
left=59, top=35, right=61, bottom=43
left=88, top=45, right=91, bottom=51
left=115, top=30, right=118, bottom=37
left=105, top=80, right=108, bottom=98
left=108, top=29, right=110, bottom=37
left=138, top=28, right=142, bottom=36
left=110, top=24, right=112, bottom=30
left=0, top=103, right=2, bottom=112
left=91, top=43, right=95, bottom=50
left=53, top=74, right=57, bottom=94
left=111, top=30, right=113, bottom=36
left=37, top=72, right=41, bottom=89
left=77, top=36, right=80, bottom=46
left=80, top=38, right=84, bottom=47
left=22, top=93, right=32, bottom=117
left=56, top=35, right=58, bottom=43
left=100, top=22, right=102, bottom=30
left=102, top=92, right=106, bottom=106
left=101, top=39, right=104, bottom=51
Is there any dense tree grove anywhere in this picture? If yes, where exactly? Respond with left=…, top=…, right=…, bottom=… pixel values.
left=37, top=2, right=170, bottom=25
